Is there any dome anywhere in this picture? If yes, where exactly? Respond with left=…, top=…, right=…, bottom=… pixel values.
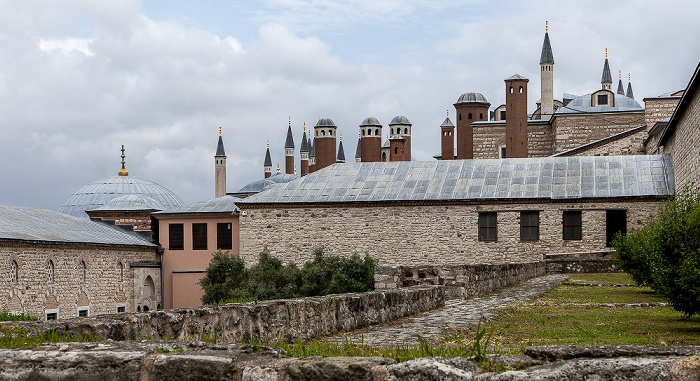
left=389, top=116, right=411, bottom=126
left=360, top=117, right=381, bottom=127
left=314, top=118, right=336, bottom=127
left=87, top=195, right=164, bottom=212
left=59, top=176, right=183, bottom=218
left=455, top=92, right=489, bottom=104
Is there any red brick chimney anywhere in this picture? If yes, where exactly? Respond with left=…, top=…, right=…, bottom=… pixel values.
left=504, top=75, right=529, bottom=158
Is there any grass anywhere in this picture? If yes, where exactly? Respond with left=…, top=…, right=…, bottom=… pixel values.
left=565, top=273, right=636, bottom=284
left=0, top=310, right=39, bottom=322
left=0, top=327, right=98, bottom=348
left=535, top=285, right=666, bottom=304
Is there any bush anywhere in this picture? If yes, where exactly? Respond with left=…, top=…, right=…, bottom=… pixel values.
left=613, top=188, right=700, bottom=317
left=199, top=247, right=375, bottom=305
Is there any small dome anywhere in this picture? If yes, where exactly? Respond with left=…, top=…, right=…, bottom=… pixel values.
left=315, top=118, right=336, bottom=127
left=389, top=116, right=411, bottom=126
left=455, top=92, right=489, bottom=104
left=360, top=117, right=381, bottom=127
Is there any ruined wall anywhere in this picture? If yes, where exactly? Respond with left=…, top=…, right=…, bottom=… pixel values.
left=545, top=251, right=622, bottom=273
left=238, top=200, right=663, bottom=267
left=552, top=111, right=645, bottom=154
left=0, top=242, right=159, bottom=318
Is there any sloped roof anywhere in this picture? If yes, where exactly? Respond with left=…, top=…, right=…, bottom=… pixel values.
left=540, top=32, right=554, bottom=65
left=337, top=140, right=346, bottom=162
left=216, top=135, right=226, bottom=156
left=440, top=117, right=454, bottom=128
left=237, top=156, right=674, bottom=205
left=355, top=137, right=362, bottom=159
left=601, top=58, right=612, bottom=84
left=87, top=194, right=163, bottom=212
left=659, top=61, right=700, bottom=146
left=153, top=195, right=240, bottom=216
left=0, top=205, right=155, bottom=247
left=264, top=147, right=272, bottom=167
left=285, top=126, right=295, bottom=149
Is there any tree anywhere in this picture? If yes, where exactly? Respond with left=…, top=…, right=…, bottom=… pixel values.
left=198, top=250, right=248, bottom=305
left=613, top=188, right=700, bottom=317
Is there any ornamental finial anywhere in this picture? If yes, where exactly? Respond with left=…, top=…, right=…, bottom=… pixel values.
left=118, top=145, right=128, bottom=176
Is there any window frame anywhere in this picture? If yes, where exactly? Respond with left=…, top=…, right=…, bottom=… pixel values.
left=597, top=94, right=608, bottom=105
left=45, top=309, right=59, bottom=321
left=478, top=212, right=497, bottom=242
left=77, top=306, right=89, bottom=318
left=217, top=222, right=233, bottom=250
left=563, top=211, right=582, bottom=240
left=47, top=260, right=54, bottom=282
left=520, top=211, right=540, bottom=241
left=10, top=260, right=17, bottom=283
left=192, top=223, right=208, bottom=250
left=116, top=303, right=127, bottom=313
left=168, top=223, right=184, bottom=250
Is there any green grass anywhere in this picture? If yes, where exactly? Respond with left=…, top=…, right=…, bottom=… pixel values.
left=0, top=310, right=39, bottom=322
left=0, top=327, right=98, bottom=348
left=566, top=273, right=635, bottom=284
left=536, top=285, right=666, bottom=304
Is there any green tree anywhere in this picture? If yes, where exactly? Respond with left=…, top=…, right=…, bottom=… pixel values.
left=299, top=247, right=376, bottom=297
left=613, top=188, right=700, bottom=317
left=198, top=250, right=248, bottom=305
left=246, top=248, right=301, bottom=300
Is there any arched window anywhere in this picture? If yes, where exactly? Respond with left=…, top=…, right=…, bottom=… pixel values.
left=480, top=113, right=483, bottom=119
left=391, top=128, right=394, bottom=135
left=362, top=129, right=366, bottom=136
left=10, top=260, right=17, bottom=282
left=143, top=275, right=155, bottom=297
left=329, top=130, right=333, bottom=136
left=47, top=260, right=54, bottom=282
left=137, top=305, right=141, bottom=312
left=80, top=261, right=86, bottom=282
left=118, top=262, right=124, bottom=281
left=509, top=86, right=514, bottom=94
left=468, top=113, right=472, bottom=120
left=382, top=152, right=386, bottom=161
left=375, top=129, right=379, bottom=135
left=143, top=305, right=150, bottom=312
left=519, top=86, right=523, bottom=93
left=394, top=147, right=398, bottom=154
left=321, top=130, right=326, bottom=136
left=367, top=129, right=371, bottom=136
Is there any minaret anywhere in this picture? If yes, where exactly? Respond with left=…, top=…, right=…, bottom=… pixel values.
left=626, top=73, right=634, bottom=99
left=215, top=127, right=227, bottom=198
left=389, top=116, right=412, bottom=161
left=355, top=131, right=362, bottom=163
left=309, top=135, right=316, bottom=173
left=616, top=70, right=625, bottom=95
left=360, top=117, right=382, bottom=162
left=118, top=145, right=128, bottom=176
left=440, top=110, right=455, bottom=160
left=264, top=141, right=272, bottom=179
left=284, top=117, right=295, bottom=175
left=505, top=74, right=529, bottom=158
left=601, top=49, right=612, bottom=90
left=313, top=118, right=337, bottom=171
left=336, top=134, right=346, bottom=163
left=300, top=123, right=309, bottom=176
left=539, top=21, right=554, bottom=119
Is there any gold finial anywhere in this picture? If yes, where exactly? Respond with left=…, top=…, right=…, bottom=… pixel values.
left=267, top=140, right=269, bottom=149
left=219, top=126, right=222, bottom=136
left=303, top=122, right=306, bottom=133
left=546, top=21, right=548, bottom=33
left=289, top=116, right=291, bottom=127
left=628, top=73, right=631, bottom=82
left=276, top=162, right=280, bottom=174
left=118, top=145, right=128, bottom=176
left=605, top=48, right=608, bottom=59
left=340, top=133, right=342, bottom=142
left=619, top=70, right=621, bottom=80
left=294, top=165, right=297, bottom=175
left=308, top=130, right=311, bottom=139
left=359, top=130, right=361, bottom=139
left=447, top=109, right=449, bottom=118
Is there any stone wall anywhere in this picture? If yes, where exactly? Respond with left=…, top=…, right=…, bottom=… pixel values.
left=472, top=122, right=553, bottom=159
left=551, top=111, right=645, bottom=154
left=5, top=286, right=444, bottom=344
left=545, top=251, right=621, bottom=273
left=566, top=129, right=646, bottom=157
left=238, top=200, right=663, bottom=267
left=0, top=242, right=159, bottom=318
left=374, top=262, right=545, bottom=299
left=662, top=88, right=700, bottom=191
left=644, top=96, right=681, bottom=128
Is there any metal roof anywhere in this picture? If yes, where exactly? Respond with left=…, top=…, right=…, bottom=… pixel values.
left=235, top=173, right=300, bottom=194
left=389, top=115, right=411, bottom=126
left=59, top=176, right=183, bottom=218
left=355, top=138, right=362, bottom=159
left=315, top=118, right=336, bottom=127
left=264, top=147, right=272, bottom=167
left=601, top=58, right=612, bottom=84
left=0, top=205, right=155, bottom=247
left=360, top=117, right=382, bottom=127
left=87, top=194, right=163, bottom=212
left=300, top=130, right=308, bottom=153
left=216, top=135, right=226, bottom=156
left=626, top=81, right=634, bottom=99
left=440, top=117, right=454, bottom=128
left=153, top=195, right=240, bottom=216
left=310, top=138, right=316, bottom=157
left=237, top=156, right=674, bottom=205
left=284, top=126, right=295, bottom=149
left=455, top=93, right=489, bottom=105
left=617, top=79, right=625, bottom=95
left=540, top=32, right=554, bottom=64
left=337, top=140, right=346, bottom=162
left=556, top=92, right=642, bottom=114
left=506, top=74, right=528, bottom=81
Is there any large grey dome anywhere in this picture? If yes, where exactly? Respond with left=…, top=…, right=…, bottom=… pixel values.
left=315, top=118, right=336, bottom=127
left=360, top=117, right=381, bottom=127
left=59, top=176, right=183, bottom=218
left=389, top=116, right=411, bottom=125
left=455, top=92, right=489, bottom=104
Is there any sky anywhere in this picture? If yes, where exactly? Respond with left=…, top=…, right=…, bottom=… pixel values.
left=1, top=0, right=699, bottom=211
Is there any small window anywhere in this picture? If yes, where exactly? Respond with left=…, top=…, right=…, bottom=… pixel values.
left=500, top=146, right=507, bottom=159
left=116, top=304, right=126, bottom=313
left=597, top=94, right=608, bottom=105
left=382, top=152, right=387, bottom=162
left=10, top=260, right=17, bottom=283
left=362, top=129, right=366, bottom=136
left=169, top=224, right=184, bottom=250
left=468, top=112, right=472, bottom=120
left=217, top=223, right=233, bottom=250
left=375, top=129, right=379, bottom=135
left=118, top=262, right=124, bottom=281
left=509, top=86, right=513, bottom=94
left=519, top=86, right=523, bottom=93
left=394, top=147, right=398, bottom=154
left=459, top=114, right=462, bottom=121
left=480, top=113, right=483, bottom=119
left=192, top=223, right=207, bottom=250
left=563, top=211, right=582, bottom=240
left=521, top=211, right=539, bottom=241
left=77, top=307, right=89, bottom=318
left=144, top=276, right=154, bottom=297
left=45, top=309, right=58, bottom=321
left=479, top=212, right=497, bottom=241
left=500, top=110, right=506, bottom=120
left=47, top=260, right=54, bottom=282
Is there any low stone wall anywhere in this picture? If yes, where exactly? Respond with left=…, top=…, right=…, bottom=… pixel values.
left=374, top=262, right=545, bottom=299
left=3, top=286, right=443, bottom=344
left=545, top=251, right=622, bottom=273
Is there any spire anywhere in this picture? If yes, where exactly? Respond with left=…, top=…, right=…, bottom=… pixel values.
left=216, top=127, right=226, bottom=156
left=626, top=73, right=634, bottom=99
left=355, top=131, right=362, bottom=161
left=601, top=49, right=612, bottom=87
left=300, top=123, right=309, bottom=153
left=336, top=134, right=345, bottom=163
left=539, top=21, right=554, bottom=65
left=616, top=70, right=625, bottom=95
left=264, top=141, right=272, bottom=167
left=285, top=118, right=295, bottom=149
left=118, top=145, right=128, bottom=176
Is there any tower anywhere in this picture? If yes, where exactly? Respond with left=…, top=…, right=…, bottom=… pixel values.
left=601, top=49, right=612, bottom=90
left=539, top=21, right=554, bottom=119
left=626, top=73, right=634, bottom=99
left=264, top=141, right=272, bottom=179
left=388, top=116, right=412, bottom=161
left=389, top=135, right=407, bottom=161
left=300, top=123, right=309, bottom=176
left=617, top=70, right=625, bottom=95
left=336, top=134, right=345, bottom=163
left=454, top=93, right=490, bottom=159
left=381, top=134, right=390, bottom=162
left=359, top=117, right=382, bottom=162
left=284, top=117, right=295, bottom=175
left=355, top=131, right=362, bottom=163
left=215, top=127, right=227, bottom=198
left=313, top=118, right=337, bottom=171
left=505, top=74, right=529, bottom=158
left=440, top=110, right=455, bottom=160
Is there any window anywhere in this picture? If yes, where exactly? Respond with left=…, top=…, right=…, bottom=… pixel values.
left=480, top=113, right=483, bottom=119
left=394, top=147, right=398, bottom=154
left=118, top=262, right=124, bottom=281
left=192, top=223, right=207, bottom=250
left=597, top=94, right=608, bottom=105
left=519, top=86, right=523, bottom=93
left=217, top=223, right=233, bottom=250
left=509, top=86, right=514, bottom=94
left=500, top=146, right=507, bottom=159
left=362, top=129, right=366, bottom=136
left=500, top=110, right=506, bottom=120
left=169, top=224, right=184, bottom=250
left=606, top=210, right=627, bottom=247
left=45, top=309, right=58, bottom=321
left=80, top=261, right=86, bottom=282
left=77, top=307, right=89, bottom=318
left=375, top=129, right=379, bottom=135
left=143, top=276, right=154, bottom=297
left=382, top=152, right=387, bottom=161
left=478, top=212, right=497, bottom=241
left=47, top=260, right=54, bottom=282
left=116, top=303, right=126, bottom=313
left=520, top=211, right=539, bottom=241
left=468, top=112, right=472, bottom=120
left=10, top=260, right=17, bottom=283
left=563, top=211, right=582, bottom=240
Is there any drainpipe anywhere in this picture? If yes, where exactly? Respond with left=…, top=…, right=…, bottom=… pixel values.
left=157, top=245, right=164, bottom=310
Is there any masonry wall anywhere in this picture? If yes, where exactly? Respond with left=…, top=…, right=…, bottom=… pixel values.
left=238, top=200, right=663, bottom=267
left=473, top=123, right=553, bottom=159
left=662, top=88, right=700, bottom=191
left=568, top=130, right=646, bottom=157
left=0, top=242, right=158, bottom=319
left=551, top=111, right=645, bottom=154
left=644, top=97, right=681, bottom=128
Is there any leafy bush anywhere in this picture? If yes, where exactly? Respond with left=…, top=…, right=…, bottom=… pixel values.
left=613, top=188, right=700, bottom=317
left=199, top=247, right=375, bottom=304
left=0, top=310, right=39, bottom=322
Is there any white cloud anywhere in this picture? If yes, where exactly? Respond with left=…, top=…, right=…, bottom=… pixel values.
left=39, top=37, right=95, bottom=56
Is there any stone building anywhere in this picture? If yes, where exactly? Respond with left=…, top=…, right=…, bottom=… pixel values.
left=0, top=205, right=160, bottom=319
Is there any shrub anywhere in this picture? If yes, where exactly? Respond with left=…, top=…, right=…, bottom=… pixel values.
left=613, top=188, right=700, bottom=317
left=299, top=248, right=376, bottom=297
left=198, top=250, right=249, bottom=305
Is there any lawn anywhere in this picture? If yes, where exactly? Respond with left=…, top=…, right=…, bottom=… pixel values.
left=565, top=273, right=636, bottom=285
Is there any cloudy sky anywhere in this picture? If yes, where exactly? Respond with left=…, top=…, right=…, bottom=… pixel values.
left=1, top=0, right=698, bottom=210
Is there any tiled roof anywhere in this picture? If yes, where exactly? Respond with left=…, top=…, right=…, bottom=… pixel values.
left=237, top=156, right=674, bottom=205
